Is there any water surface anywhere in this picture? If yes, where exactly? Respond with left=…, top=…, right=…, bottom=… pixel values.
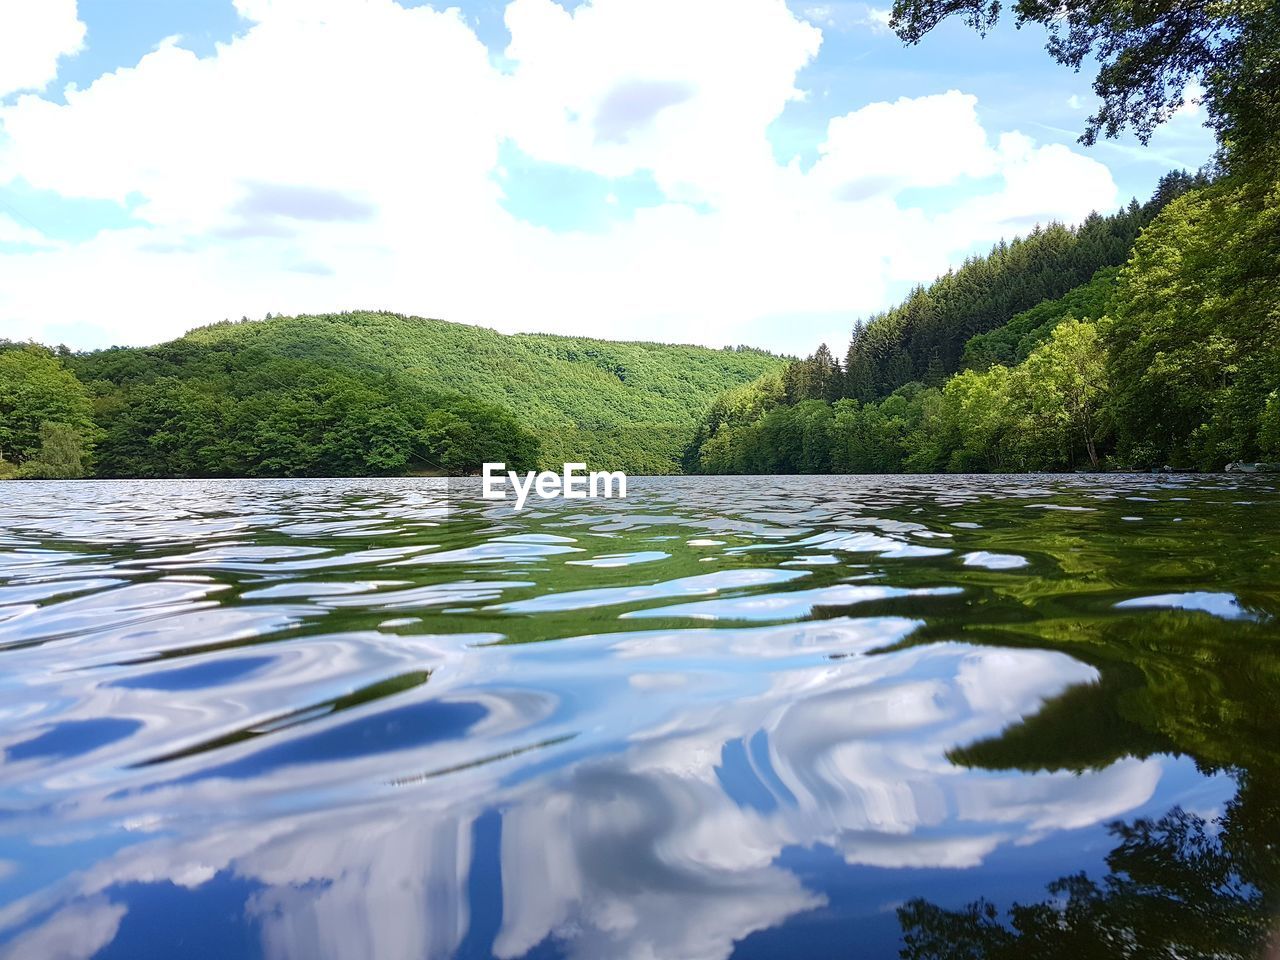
left=1, top=475, right=1278, bottom=959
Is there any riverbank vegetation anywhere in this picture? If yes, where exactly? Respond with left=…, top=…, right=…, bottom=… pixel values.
left=689, top=0, right=1280, bottom=475
left=688, top=169, right=1280, bottom=474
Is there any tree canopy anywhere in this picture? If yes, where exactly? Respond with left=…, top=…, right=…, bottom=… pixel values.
left=889, top=0, right=1280, bottom=170
left=0, top=314, right=784, bottom=480
left=0, top=344, right=97, bottom=478
left=688, top=165, right=1280, bottom=475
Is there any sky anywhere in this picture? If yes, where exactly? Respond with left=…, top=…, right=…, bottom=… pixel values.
left=0, top=0, right=1215, bottom=355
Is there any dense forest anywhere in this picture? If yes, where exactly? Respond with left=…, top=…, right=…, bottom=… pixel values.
left=0, top=317, right=781, bottom=478
left=687, top=0, right=1280, bottom=476
left=689, top=165, right=1279, bottom=474
left=839, top=179, right=1194, bottom=402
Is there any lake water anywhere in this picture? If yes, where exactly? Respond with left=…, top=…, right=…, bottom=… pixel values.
left=1, top=475, right=1278, bottom=959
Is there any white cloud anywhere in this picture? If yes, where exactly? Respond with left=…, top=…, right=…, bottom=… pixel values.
left=0, top=0, right=1118, bottom=353
left=504, top=0, right=822, bottom=202
left=0, top=896, right=124, bottom=960
left=1175, top=78, right=1206, bottom=118
left=797, top=2, right=891, bottom=32
left=865, top=6, right=892, bottom=30
left=0, top=0, right=85, bottom=99
left=0, top=2, right=502, bottom=230
left=813, top=91, right=996, bottom=196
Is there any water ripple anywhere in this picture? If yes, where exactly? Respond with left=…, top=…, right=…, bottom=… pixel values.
left=0, top=475, right=1277, bottom=959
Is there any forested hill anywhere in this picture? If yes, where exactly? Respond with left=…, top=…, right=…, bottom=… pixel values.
left=834, top=171, right=1204, bottom=401
left=0, top=314, right=782, bottom=479
left=690, top=0, right=1280, bottom=478
left=173, top=312, right=782, bottom=471
left=689, top=166, right=1280, bottom=475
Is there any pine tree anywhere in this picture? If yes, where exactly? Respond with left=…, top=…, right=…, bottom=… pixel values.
left=812, top=343, right=843, bottom=402
left=835, top=178, right=1186, bottom=401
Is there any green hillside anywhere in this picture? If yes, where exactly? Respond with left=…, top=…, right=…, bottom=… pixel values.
left=7, top=312, right=782, bottom=478
left=838, top=172, right=1202, bottom=401
left=177, top=312, right=782, bottom=472
left=690, top=167, right=1280, bottom=475
left=960, top=267, right=1121, bottom=370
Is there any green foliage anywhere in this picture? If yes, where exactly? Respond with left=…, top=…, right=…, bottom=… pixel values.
left=1261, top=392, right=1280, bottom=458
left=884, top=0, right=1280, bottom=506
left=19, top=313, right=780, bottom=479
left=683, top=371, right=786, bottom=473
left=108, top=312, right=782, bottom=475
left=839, top=185, right=1186, bottom=401
left=831, top=388, right=933, bottom=473
left=3, top=313, right=778, bottom=480
left=694, top=398, right=832, bottom=475
left=783, top=343, right=842, bottom=403
left=1106, top=172, right=1280, bottom=470
left=696, top=321, right=1115, bottom=475
left=422, top=400, right=540, bottom=476
left=77, top=350, right=541, bottom=479
left=1023, top=319, right=1110, bottom=469
left=889, top=1, right=1280, bottom=173
left=0, top=344, right=97, bottom=469
left=962, top=267, right=1119, bottom=370
left=692, top=162, right=1277, bottom=477
left=19, top=422, right=89, bottom=479
left=905, top=366, right=1028, bottom=473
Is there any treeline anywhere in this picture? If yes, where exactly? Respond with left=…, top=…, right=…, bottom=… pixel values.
left=0, top=346, right=97, bottom=479
left=0, top=313, right=782, bottom=479
left=692, top=320, right=1114, bottom=474
left=172, top=313, right=780, bottom=474
left=786, top=171, right=1204, bottom=406
left=0, top=340, right=540, bottom=478
left=691, top=169, right=1280, bottom=474
left=692, top=0, right=1280, bottom=477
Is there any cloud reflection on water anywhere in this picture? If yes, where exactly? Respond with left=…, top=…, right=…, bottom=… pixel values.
left=1, top=475, right=1270, bottom=959
left=1, top=620, right=1162, bottom=960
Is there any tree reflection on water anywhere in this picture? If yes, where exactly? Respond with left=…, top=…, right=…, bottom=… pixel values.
left=900, top=605, right=1280, bottom=960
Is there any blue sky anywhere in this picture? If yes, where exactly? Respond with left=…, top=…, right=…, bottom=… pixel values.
left=0, top=0, right=1215, bottom=352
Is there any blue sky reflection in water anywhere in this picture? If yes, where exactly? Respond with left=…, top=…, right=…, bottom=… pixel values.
left=0, top=476, right=1277, bottom=959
